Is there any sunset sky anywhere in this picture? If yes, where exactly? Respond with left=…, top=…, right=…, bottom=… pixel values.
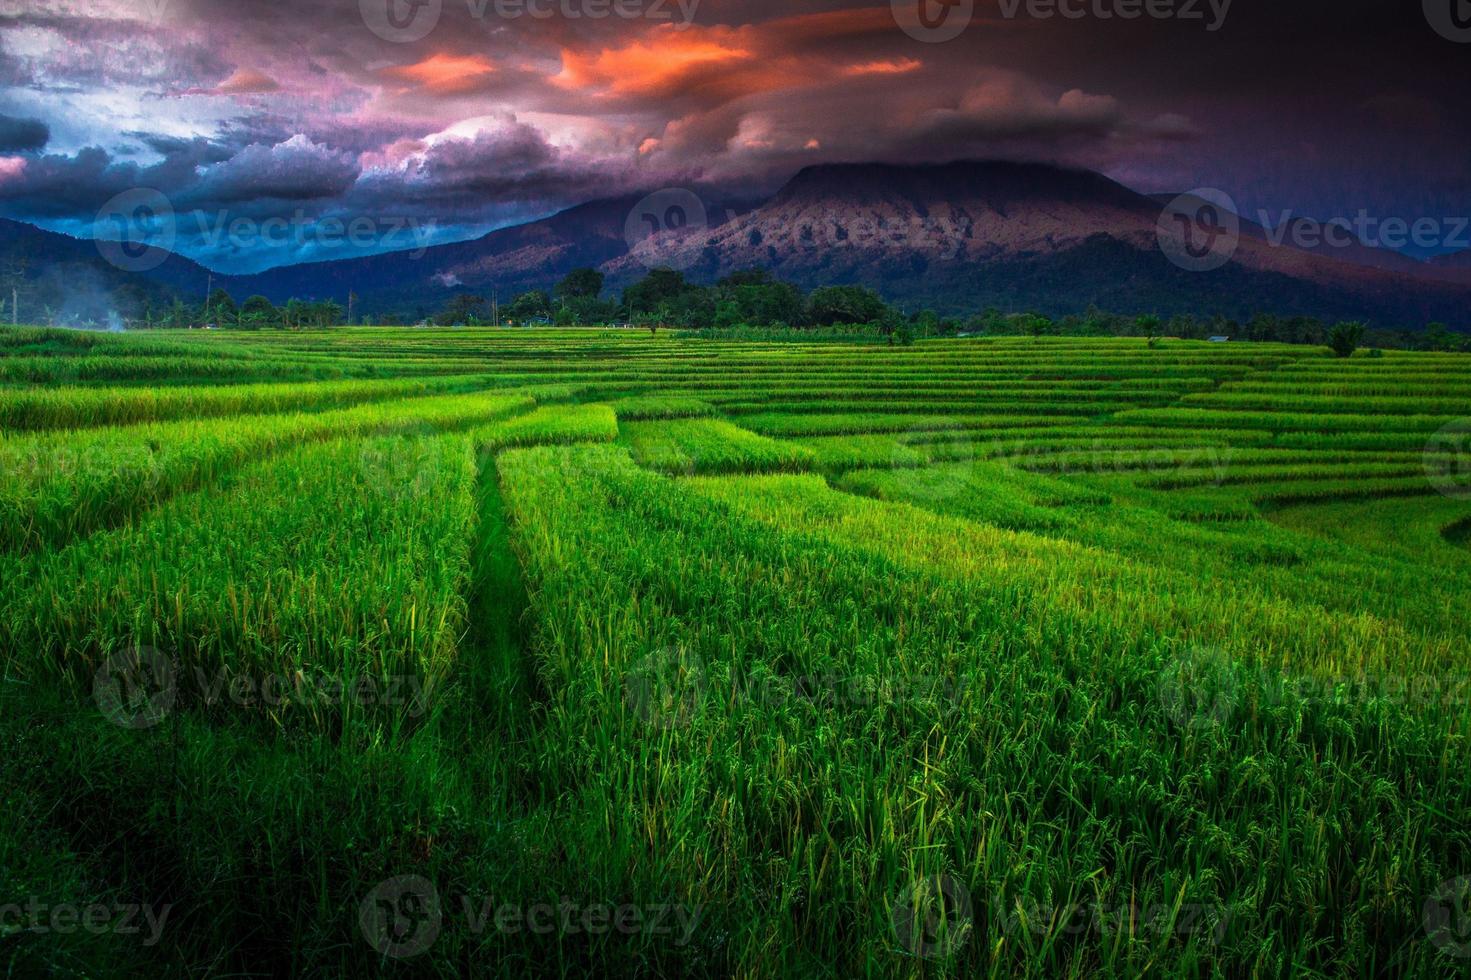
left=0, top=0, right=1467, bottom=271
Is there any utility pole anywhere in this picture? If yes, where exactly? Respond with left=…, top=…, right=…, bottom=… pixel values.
left=492, top=289, right=499, bottom=328
left=347, top=290, right=355, bottom=327
left=10, top=288, right=16, bottom=326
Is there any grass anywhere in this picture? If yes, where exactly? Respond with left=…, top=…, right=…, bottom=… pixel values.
left=0, top=390, right=532, bottom=554
left=0, top=374, right=498, bottom=430
left=620, top=417, right=817, bottom=474
left=1, top=325, right=1469, bottom=977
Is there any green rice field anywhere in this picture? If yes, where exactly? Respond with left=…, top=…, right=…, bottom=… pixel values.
left=3, top=326, right=1470, bottom=977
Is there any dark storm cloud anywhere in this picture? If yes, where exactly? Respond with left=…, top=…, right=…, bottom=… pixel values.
left=0, top=114, right=49, bottom=152
left=184, top=136, right=359, bottom=203
left=0, top=0, right=1466, bottom=269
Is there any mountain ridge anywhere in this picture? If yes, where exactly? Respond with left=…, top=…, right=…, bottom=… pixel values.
left=3, top=161, right=1468, bottom=326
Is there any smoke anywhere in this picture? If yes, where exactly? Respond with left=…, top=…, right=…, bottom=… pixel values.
left=35, top=265, right=135, bottom=329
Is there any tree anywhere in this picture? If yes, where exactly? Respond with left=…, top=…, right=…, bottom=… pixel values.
left=506, top=290, right=551, bottom=324
left=239, top=295, right=277, bottom=329
left=1329, top=321, right=1365, bottom=358
left=1424, top=322, right=1452, bottom=352
left=555, top=268, right=605, bottom=301
left=0, top=257, right=27, bottom=325
left=283, top=298, right=308, bottom=330
left=310, top=299, right=344, bottom=328
left=555, top=295, right=618, bottom=326
left=714, top=270, right=805, bottom=328
left=204, top=288, right=236, bottom=326
left=435, top=294, right=487, bottom=326
left=718, top=268, right=775, bottom=288
left=164, top=297, right=190, bottom=329
left=623, top=269, right=690, bottom=315
left=713, top=300, right=743, bottom=330
left=1022, top=314, right=1052, bottom=338
left=806, top=285, right=888, bottom=326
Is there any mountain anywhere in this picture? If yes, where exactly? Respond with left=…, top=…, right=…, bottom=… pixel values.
left=609, top=161, right=1471, bottom=323
left=1427, top=249, right=1471, bottom=284
left=5, top=161, right=1470, bottom=326
left=224, top=160, right=1471, bottom=325
left=222, top=196, right=647, bottom=315
left=0, top=216, right=215, bottom=324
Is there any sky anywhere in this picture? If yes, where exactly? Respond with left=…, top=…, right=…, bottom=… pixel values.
left=0, top=0, right=1467, bottom=272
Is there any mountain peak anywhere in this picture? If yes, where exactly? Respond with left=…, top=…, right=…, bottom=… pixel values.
left=772, top=159, right=1146, bottom=211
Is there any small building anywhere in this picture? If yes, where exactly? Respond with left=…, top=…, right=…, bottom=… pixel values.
left=1208, top=336, right=1231, bottom=343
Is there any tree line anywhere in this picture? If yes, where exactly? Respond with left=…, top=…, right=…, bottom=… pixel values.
left=45, top=263, right=1466, bottom=355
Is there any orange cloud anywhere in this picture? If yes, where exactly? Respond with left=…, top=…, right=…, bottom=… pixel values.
left=382, top=53, right=496, bottom=95
left=215, top=68, right=279, bottom=94
left=550, top=10, right=916, bottom=108
left=844, top=58, right=923, bottom=76
left=556, top=28, right=752, bottom=98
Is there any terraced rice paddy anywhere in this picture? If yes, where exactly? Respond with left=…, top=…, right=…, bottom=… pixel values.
left=2, top=327, right=1469, bottom=977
